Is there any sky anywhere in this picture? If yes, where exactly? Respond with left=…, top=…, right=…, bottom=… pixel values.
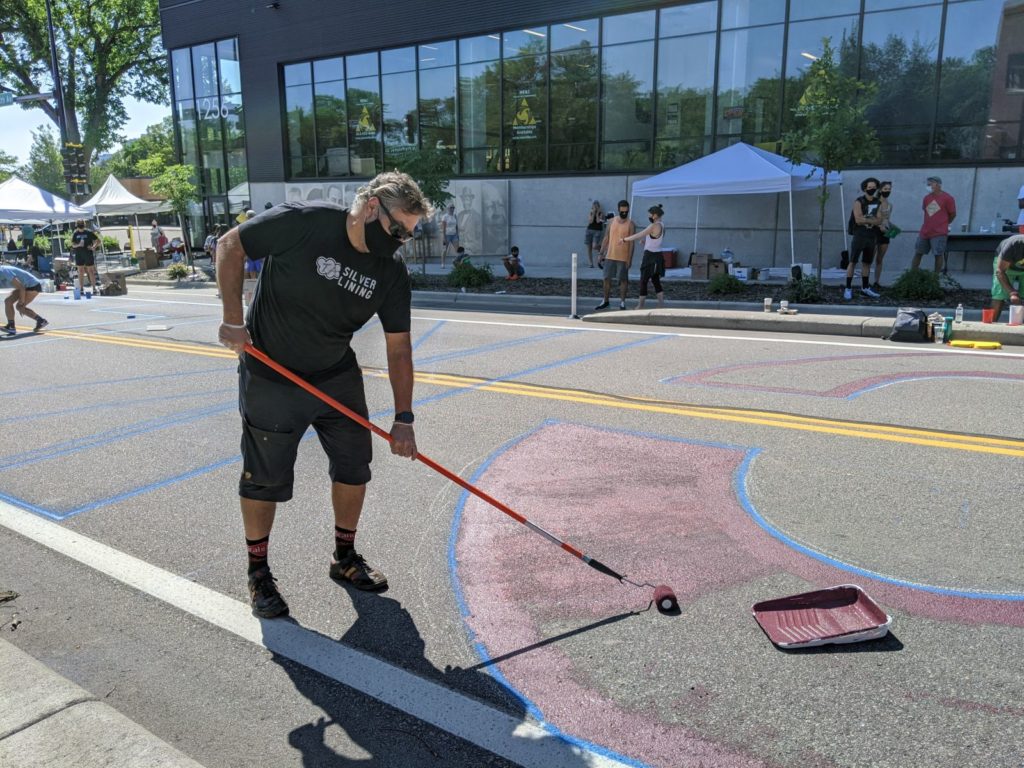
left=2, top=97, right=170, bottom=166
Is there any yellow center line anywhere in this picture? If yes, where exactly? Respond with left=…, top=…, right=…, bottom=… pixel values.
left=49, top=327, right=1024, bottom=457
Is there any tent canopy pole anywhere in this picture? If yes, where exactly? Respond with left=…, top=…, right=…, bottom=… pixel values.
left=788, top=187, right=796, bottom=266
left=839, top=183, right=848, bottom=252
left=693, top=196, right=700, bottom=254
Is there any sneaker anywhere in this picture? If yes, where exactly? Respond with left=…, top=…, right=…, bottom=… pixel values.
left=247, top=566, right=289, bottom=618
left=33, top=318, right=49, bottom=332
left=842, top=288, right=853, bottom=301
left=619, top=301, right=626, bottom=310
left=594, top=301, right=610, bottom=311
left=329, top=550, right=388, bottom=591
left=871, top=282, right=883, bottom=292
left=861, top=286, right=881, bottom=298
left=2, top=324, right=15, bottom=336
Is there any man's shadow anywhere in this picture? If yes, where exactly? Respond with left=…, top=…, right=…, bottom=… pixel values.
left=270, top=586, right=617, bottom=767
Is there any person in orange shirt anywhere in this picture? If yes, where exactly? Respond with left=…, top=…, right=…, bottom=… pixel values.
left=595, top=200, right=635, bottom=310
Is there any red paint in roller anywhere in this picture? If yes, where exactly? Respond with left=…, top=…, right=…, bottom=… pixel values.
left=653, top=584, right=678, bottom=613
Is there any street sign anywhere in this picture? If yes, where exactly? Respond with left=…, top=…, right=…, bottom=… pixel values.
left=0, top=93, right=13, bottom=107
left=14, top=92, right=54, bottom=103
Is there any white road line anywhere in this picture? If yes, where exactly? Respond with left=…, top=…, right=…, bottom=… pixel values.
left=0, top=500, right=634, bottom=768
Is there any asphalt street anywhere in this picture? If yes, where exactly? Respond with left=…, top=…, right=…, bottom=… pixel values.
left=1, top=284, right=1022, bottom=768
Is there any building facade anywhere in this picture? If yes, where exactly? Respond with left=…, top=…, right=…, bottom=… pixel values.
left=159, top=0, right=1024, bottom=271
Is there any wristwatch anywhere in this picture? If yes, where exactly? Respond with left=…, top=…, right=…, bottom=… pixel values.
left=394, top=411, right=415, bottom=424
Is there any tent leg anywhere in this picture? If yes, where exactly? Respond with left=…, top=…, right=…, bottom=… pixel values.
left=693, top=196, right=699, bottom=255
left=788, top=188, right=795, bottom=267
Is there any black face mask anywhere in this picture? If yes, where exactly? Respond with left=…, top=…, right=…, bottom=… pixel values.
left=363, top=218, right=404, bottom=258
left=618, top=210, right=629, bottom=219
left=880, top=190, right=891, bottom=198
left=648, top=216, right=655, bottom=223
left=865, top=189, right=877, bottom=197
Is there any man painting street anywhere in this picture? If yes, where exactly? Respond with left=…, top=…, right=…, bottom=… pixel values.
left=216, top=171, right=431, bottom=618
left=1, top=264, right=49, bottom=334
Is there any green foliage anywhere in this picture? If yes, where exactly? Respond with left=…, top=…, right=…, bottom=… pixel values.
left=447, top=261, right=493, bottom=289
left=102, top=118, right=175, bottom=179
left=0, top=150, right=17, bottom=183
left=151, top=165, right=199, bottom=217
left=394, top=148, right=455, bottom=210
left=786, top=276, right=825, bottom=304
left=0, top=0, right=167, bottom=177
left=888, top=269, right=945, bottom=302
left=707, top=273, right=745, bottom=295
left=101, top=235, right=119, bottom=250
left=167, top=263, right=190, bottom=279
left=18, top=125, right=64, bottom=196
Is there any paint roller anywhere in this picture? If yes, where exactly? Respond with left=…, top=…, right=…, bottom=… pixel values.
left=243, top=343, right=679, bottom=615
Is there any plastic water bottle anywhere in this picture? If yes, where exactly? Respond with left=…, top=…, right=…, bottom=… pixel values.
left=720, top=248, right=734, bottom=263
left=992, top=213, right=1002, bottom=233
left=955, top=303, right=964, bottom=323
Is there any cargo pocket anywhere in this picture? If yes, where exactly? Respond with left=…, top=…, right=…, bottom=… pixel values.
left=240, top=418, right=300, bottom=486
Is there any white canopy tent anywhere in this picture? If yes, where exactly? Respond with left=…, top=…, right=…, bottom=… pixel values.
left=630, top=142, right=847, bottom=266
left=0, top=177, right=94, bottom=222
left=82, top=175, right=171, bottom=253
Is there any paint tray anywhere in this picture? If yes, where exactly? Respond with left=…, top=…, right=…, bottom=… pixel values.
left=752, top=584, right=892, bottom=649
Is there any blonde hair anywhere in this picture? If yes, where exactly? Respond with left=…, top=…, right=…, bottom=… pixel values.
left=353, top=170, right=434, bottom=219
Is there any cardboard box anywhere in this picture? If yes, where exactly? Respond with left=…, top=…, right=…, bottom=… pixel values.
left=732, top=267, right=750, bottom=281
left=708, top=259, right=728, bottom=278
left=138, top=249, right=159, bottom=270
left=689, top=252, right=711, bottom=268
left=691, top=263, right=708, bottom=280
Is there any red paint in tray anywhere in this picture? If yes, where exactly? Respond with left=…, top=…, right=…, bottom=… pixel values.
left=752, top=584, right=892, bottom=648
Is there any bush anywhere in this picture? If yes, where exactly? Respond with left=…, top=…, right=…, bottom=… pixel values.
left=889, top=269, right=944, bottom=302
left=447, top=261, right=493, bottom=289
left=707, top=273, right=745, bottom=295
left=167, top=263, right=189, bottom=279
left=786, top=276, right=825, bottom=304
left=101, top=235, right=120, bottom=251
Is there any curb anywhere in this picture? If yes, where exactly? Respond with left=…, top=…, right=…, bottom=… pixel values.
left=581, top=308, right=1024, bottom=346
left=0, top=639, right=204, bottom=768
left=125, top=278, right=215, bottom=289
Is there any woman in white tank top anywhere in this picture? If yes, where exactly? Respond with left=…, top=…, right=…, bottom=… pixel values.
left=621, top=204, right=665, bottom=309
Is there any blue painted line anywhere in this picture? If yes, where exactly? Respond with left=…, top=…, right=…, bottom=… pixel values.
left=417, top=329, right=577, bottom=367
left=411, top=320, right=446, bottom=352
left=847, top=374, right=1024, bottom=400
left=0, top=388, right=238, bottom=426
left=0, top=402, right=236, bottom=472
left=445, top=421, right=650, bottom=768
left=0, top=489, right=63, bottom=521
left=0, top=366, right=231, bottom=398
left=732, top=450, right=1024, bottom=601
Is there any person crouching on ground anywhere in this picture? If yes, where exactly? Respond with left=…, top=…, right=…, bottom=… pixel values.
left=621, top=204, right=666, bottom=309
left=1, top=264, right=48, bottom=334
left=990, top=234, right=1024, bottom=323
left=502, top=246, right=524, bottom=280
left=216, top=170, right=430, bottom=619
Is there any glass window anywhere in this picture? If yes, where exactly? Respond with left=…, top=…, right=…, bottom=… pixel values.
left=460, top=34, right=500, bottom=64
left=313, top=57, right=344, bottom=83
left=782, top=16, right=860, bottom=133
left=223, top=92, right=245, bottom=151
left=789, top=0, right=860, bottom=21
left=216, top=39, right=240, bottom=94
left=656, top=32, right=716, bottom=168
left=347, top=75, right=381, bottom=176
left=659, top=2, right=717, bottom=37
left=550, top=33, right=598, bottom=171
left=601, top=40, right=654, bottom=170
left=503, top=29, right=547, bottom=58
left=503, top=49, right=547, bottom=172
left=716, top=25, right=784, bottom=145
left=171, top=49, right=193, bottom=101
left=865, top=0, right=939, bottom=9
left=315, top=80, right=348, bottom=176
left=551, top=20, right=597, bottom=52
left=418, top=40, right=455, bottom=69
left=861, top=4, right=942, bottom=163
left=284, top=62, right=311, bottom=87
left=381, top=47, right=416, bottom=74
left=382, top=71, right=418, bottom=166
left=419, top=65, right=457, bottom=157
left=285, top=83, right=316, bottom=177
left=721, top=0, right=785, bottom=29
left=346, top=52, right=378, bottom=80
left=459, top=60, right=500, bottom=173
left=192, top=43, right=218, bottom=98
left=176, top=100, right=198, bottom=169
left=602, top=10, right=655, bottom=45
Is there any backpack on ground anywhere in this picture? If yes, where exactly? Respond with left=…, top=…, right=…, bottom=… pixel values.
left=887, top=307, right=932, bottom=342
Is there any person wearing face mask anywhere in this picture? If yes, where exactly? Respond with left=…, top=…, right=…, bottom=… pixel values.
left=216, top=171, right=431, bottom=619
left=844, top=178, right=883, bottom=300
left=911, top=176, right=956, bottom=273
left=621, top=204, right=666, bottom=309
left=595, top=200, right=636, bottom=310
left=871, top=181, right=897, bottom=292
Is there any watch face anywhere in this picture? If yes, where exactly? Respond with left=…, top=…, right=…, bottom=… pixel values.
left=395, top=411, right=414, bottom=424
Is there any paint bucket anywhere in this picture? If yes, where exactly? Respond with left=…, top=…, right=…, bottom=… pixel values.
left=1009, top=304, right=1024, bottom=326
left=981, top=308, right=995, bottom=324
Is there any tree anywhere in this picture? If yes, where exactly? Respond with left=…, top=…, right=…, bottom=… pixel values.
left=18, top=124, right=64, bottom=196
left=783, top=38, right=880, bottom=284
left=0, top=0, right=167, bottom=179
left=102, top=116, right=175, bottom=179
left=0, top=150, right=17, bottom=183
left=150, top=164, right=199, bottom=267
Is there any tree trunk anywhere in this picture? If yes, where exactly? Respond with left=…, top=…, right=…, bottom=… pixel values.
left=817, top=176, right=828, bottom=287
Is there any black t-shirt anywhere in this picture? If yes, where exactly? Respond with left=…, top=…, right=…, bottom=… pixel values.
left=71, top=229, right=98, bottom=256
left=238, top=202, right=411, bottom=380
left=851, top=195, right=881, bottom=237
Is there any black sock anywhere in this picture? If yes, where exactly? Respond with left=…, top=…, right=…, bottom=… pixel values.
left=845, top=277, right=853, bottom=288
left=335, top=526, right=356, bottom=560
left=246, top=535, right=269, bottom=574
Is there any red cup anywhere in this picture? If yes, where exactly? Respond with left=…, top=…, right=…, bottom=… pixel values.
left=982, top=308, right=995, bottom=323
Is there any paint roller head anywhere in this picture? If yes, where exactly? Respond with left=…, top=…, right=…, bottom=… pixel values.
left=653, top=584, right=678, bottom=614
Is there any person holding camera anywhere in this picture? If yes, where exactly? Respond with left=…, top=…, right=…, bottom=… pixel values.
left=584, top=201, right=604, bottom=268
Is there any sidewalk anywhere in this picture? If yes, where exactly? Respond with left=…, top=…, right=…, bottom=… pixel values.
left=0, top=638, right=203, bottom=768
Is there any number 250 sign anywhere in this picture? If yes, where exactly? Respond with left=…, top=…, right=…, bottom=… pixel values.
left=200, top=97, right=234, bottom=120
